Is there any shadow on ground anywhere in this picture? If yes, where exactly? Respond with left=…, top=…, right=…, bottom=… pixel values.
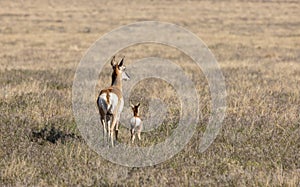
left=31, top=126, right=82, bottom=144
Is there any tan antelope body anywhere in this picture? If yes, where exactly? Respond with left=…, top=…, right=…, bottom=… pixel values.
left=97, top=56, right=130, bottom=146
left=130, top=103, right=143, bottom=143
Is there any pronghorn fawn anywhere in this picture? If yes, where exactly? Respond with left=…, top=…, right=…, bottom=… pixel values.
left=97, top=56, right=130, bottom=146
left=130, top=102, right=143, bottom=143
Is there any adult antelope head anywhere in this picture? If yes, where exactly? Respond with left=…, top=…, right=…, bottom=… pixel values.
left=97, top=56, right=130, bottom=146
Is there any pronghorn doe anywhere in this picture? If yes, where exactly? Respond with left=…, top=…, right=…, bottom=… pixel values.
left=97, top=56, right=130, bottom=146
left=130, top=102, right=143, bottom=143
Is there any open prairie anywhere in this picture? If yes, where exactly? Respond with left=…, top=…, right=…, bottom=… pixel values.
left=0, top=0, right=299, bottom=186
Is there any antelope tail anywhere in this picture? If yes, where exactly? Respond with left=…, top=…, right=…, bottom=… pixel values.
left=106, top=90, right=110, bottom=105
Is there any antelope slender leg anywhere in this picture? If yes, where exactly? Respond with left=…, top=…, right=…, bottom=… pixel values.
left=115, top=121, right=120, bottom=141
left=115, top=129, right=119, bottom=141
left=110, top=116, right=118, bottom=147
left=107, top=119, right=111, bottom=143
left=106, top=114, right=112, bottom=142
left=131, top=129, right=135, bottom=143
left=137, top=131, right=141, bottom=141
left=110, top=130, right=114, bottom=147
left=101, top=118, right=106, bottom=141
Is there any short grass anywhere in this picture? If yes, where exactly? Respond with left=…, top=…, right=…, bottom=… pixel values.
left=0, top=0, right=299, bottom=186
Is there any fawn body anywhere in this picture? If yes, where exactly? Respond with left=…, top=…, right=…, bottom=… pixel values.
left=130, top=103, right=142, bottom=143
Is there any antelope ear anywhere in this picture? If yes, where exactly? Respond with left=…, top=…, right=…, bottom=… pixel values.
left=118, top=56, right=124, bottom=67
left=110, top=56, right=116, bottom=67
left=130, top=102, right=134, bottom=108
left=136, top=102, right=140, bottom=107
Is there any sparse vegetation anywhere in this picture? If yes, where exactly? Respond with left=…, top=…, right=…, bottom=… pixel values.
left=0, top=0, right=299, bottom=186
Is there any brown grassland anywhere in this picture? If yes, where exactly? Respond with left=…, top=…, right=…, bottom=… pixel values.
left=0, top=0, right=299, bottom=186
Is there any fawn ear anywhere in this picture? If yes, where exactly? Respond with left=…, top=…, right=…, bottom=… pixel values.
left=110, top=56, right=116, bottom=67
left=118, top=56, right=124, bottom=67
left=130, top=102, right=134, bottom=108
left=136, top=102, right=140, bottom=107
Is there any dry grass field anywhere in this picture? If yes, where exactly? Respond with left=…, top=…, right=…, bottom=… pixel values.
left=0, top=0, right=299, bottom=186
